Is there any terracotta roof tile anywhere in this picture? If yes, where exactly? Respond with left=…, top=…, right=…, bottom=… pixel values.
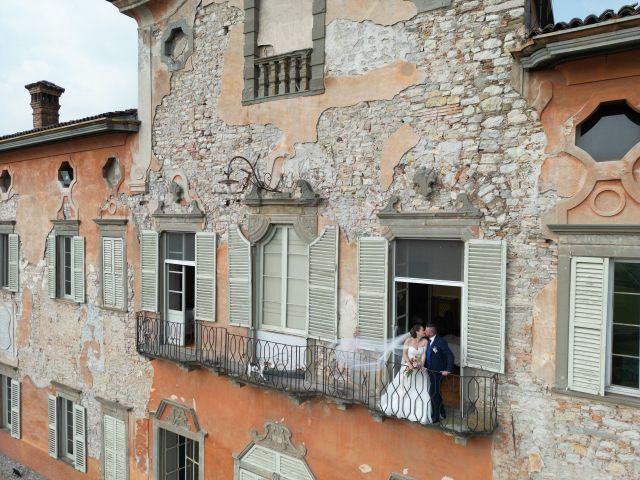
left=528, top=4, right=640, bottom=38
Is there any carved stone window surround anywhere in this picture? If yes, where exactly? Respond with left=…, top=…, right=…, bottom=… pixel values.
left=51, top=219, right=80, bottom=237
left=0, top=221, right=15, bottom=235
left=233, top=421, right=316, bottom=480
left=51, top=381, right=82, bottom=403
left=548, top=224, right=640, bottom=392
left=152, top=399, right=206, bottom=480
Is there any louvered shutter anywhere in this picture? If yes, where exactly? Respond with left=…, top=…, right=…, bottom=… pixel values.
left=357, top=237, right=388, bottom=346
left=47, top=235, right=56, bottom=299
left=308, top=226, right=338, bottom=340
left=568, top=257, right=608, bottom=395
left=239, top=469, right=266, bottom=480
left=71, top=236, right=85, bottom=303
left=228, top=226, right=251, bottom=326
left=113, top=238, right=125, bottom=310
left=8, top=234, right=18, bottom=292
left=104, top=415, right=116, bottom=479
left=114, top=416, right=127, bottom=480
left=47, top=395, right=57, bottom=458
left=244, top=445, right=277, bottom=471
left=104, top=414, right=127, bottom=480
left=279, top=454, right=313, bottom=480
left=462, top=239, right=507, bottom=373
left=195, top=232, right=217, bottom=321
left=9, top=379, right=19, bottom=439
left=103, top=238, right=115, bottom=307
left=73, top=403, right=87, bottom=472
left=140, top=231, right=158, bottom=312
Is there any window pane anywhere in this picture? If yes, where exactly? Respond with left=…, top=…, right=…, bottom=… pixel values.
left=286, top=303, right=306, bottom=330
left=394, top=240, right=463, bottom=281
left=66, top=400, right=74, bottom=455
left=576, top=103, right=640, bottom=162
left=0, top=235, right=7, bottom=287
left=612, top=324, right=639, bottom=357
left=613, top=293, right=640, bottom=326
left=184, top=234, right=195, bottom=262
left=614, top=262, right=640, bottom=294
left=5, top=377, right=11, bottom=427
left=166, top=233, right=184, bottom=261
left=169, top=292, right=182, bottom=311
left=611, top=355, right=640, bottom=389
left=168, top=270, right=183, bottom=292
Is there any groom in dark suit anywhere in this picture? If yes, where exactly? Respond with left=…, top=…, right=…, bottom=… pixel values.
left=424, top=324, right=454, bottom=423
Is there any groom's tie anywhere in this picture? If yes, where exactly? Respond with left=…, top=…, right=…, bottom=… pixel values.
left=426, top=339, right=432, bottom=369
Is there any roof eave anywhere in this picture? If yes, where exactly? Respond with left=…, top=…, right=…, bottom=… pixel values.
left=514, top=16, right=640, bottom=70
left=0, top=117, right=140, bottom=153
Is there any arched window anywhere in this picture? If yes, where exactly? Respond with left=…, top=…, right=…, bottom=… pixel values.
left=576, top=102, right=640, bottom=162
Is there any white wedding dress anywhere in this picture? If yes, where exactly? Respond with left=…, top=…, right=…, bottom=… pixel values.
left=380, top=346, right=432, bottom=424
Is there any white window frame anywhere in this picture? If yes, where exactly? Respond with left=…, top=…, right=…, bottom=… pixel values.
left=60, top=396, right=76, bottom=462
left=0, top=374, right=11, bottom=431
left=390, top=239, right=465, bottom=338
left=58, top=235, right=74, bottom=300
left=605, top=258, right=640, bottom=398
left=257, top=226, right=308, bottom=336
left=0, top=234, right=8, bottom=289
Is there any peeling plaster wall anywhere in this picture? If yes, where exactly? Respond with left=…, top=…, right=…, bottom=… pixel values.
left=143, top=0, right=562, bottom=479
left=0, top=133, right=153, bottom=480
left=256, top=0, right=313, bottom=55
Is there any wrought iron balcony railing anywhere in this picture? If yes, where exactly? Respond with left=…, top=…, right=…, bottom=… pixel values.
left=136, top=314, right=498, bottom=437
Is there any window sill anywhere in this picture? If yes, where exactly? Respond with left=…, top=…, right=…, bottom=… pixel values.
left=52, top=297, right=80, bottom=306
left=553, top=387, right=640, bottom=408
left=99, top=305, right=129, bottom=314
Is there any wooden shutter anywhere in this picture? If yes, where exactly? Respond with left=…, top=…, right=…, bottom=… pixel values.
left=47, top=395, right=57, bottom=458
left=114, top=416, right=127, bottom=480
left=357, top=237, right=388, bottom=346
left=113, top=238, right=125, bottom=310
left=228, top=226, right=251, bottom=326
left=103, top=238, right=125, bottom=309
left=195, top=232, right=217, bottom=321
left=244, top=445, right=277, bottom=471
left=568, top=257, right=608, bottom=395
left=104, top=414, right=127, bottom=480
left=9, top=379, right=19, bottom=439
left=140, top=231, right=158, bottom=312
left=104, top=414, right=116, bottom=480
left=8, top=234, right=18, bottom=292
left=103, top=238, right=115, bottom=307
left=279, top=454, right=313, bottom=480
left=462, top=239, right=507, bottom=373
left=308, top=226, right=338, bottom=339
left=47, top=235, right=56, bottom=299
left=73, top=403, right=87, bottom=472
left=71, top=236, right=85, bottom=303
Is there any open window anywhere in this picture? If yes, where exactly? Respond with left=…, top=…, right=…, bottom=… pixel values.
left=164, top=232, right=196, bottom=346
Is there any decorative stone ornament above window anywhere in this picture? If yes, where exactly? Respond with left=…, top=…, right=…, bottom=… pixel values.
left=161, top=21, right=194, bottom=71
left=244, top=180, right=323, bottom=244
left=234, top=421, right=316, bottom=480
left=243, top=0, right=326, bottom=103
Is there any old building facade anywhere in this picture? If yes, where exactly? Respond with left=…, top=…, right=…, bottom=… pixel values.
left=0, top=0, right=639, bottom=479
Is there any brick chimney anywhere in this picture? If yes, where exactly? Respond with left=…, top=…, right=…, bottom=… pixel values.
left=24, top=81, right=65, bottom=129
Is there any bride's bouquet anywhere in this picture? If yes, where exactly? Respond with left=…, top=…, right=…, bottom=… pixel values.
left=404, top=355, right=422, bottom=377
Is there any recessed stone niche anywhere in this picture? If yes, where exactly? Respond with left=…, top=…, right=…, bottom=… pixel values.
left=161, top=21, right=193, bottom=71
left=103, top=157, right=122, bottom=190
left=0, top=170, right=11, bottom=194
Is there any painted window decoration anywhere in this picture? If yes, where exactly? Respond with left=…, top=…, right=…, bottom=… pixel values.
left=576, top=102, right=640, bottom=162
left=243, top=0, right=326, bottom=102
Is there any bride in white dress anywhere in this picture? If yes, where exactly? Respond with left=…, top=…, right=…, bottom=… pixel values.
left=380, top=324, right=432, bottom=424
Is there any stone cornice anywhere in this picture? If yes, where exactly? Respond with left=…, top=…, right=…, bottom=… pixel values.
left=547, top=224, right=640, bottom=235
left=517, top=24, right=640, bottom=70
left=0, top=117, right=140, bottom=153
